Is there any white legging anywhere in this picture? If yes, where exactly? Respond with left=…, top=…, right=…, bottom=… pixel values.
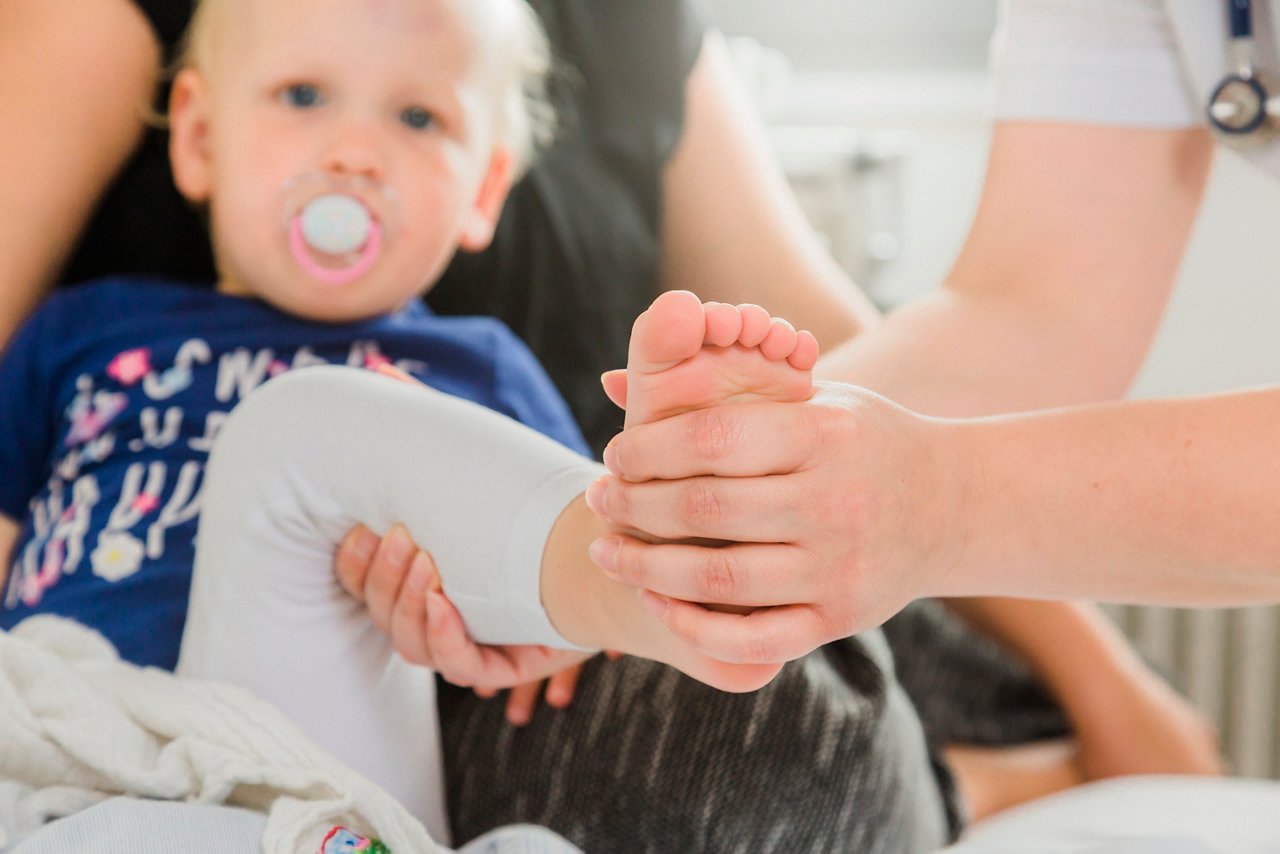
left=177, top=366, right=602, bottom=843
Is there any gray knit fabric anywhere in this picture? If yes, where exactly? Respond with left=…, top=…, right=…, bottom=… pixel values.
left=882, top=600, right=1070, bottom=748
left=441, top=601, right=1072, bottom=853
left=441, top=628, right=955, bottom=854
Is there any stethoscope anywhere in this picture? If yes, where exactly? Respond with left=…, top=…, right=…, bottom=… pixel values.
left=1208, top=0, right=1279, bottom=137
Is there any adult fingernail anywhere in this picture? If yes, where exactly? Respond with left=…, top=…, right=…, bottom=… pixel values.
left=425, top=590, right=451, bottom=627
left=584, top=478, right=608, bottom=517
left=639, top=591, right=669, bottom=623
left=344, top=526, right=379, bottom=563
left=407, top=552, right=433, bottom=592
left=588, top=537, right=619, bottom=573
left=385, top=525, right=413, bottom=564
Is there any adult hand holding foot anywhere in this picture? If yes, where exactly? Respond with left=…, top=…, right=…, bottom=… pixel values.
left=588, top=376, right=966, bottom=664
left=593, top=385, right=1280, bottom=661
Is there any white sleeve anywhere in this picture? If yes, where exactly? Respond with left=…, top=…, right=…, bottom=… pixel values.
left=990, top=0, right=1202, bottom=128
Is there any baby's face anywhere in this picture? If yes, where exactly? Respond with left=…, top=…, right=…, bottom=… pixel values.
left=170, top=0, right=513, bottom=322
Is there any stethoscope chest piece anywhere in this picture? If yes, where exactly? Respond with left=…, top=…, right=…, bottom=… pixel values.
left=1208, top=72, right=1270, bottom=135
left=1208, top=0, right=1280, bottom=142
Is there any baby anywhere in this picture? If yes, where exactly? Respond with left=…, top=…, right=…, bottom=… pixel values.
left=0, top=0, right=818, bottom=841
left=1, top=0, right=559, bottom=670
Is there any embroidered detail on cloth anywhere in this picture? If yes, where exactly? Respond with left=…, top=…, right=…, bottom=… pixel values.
left=106, top=348, right=153, bottom=385
left=321, top=826, right=392, bottom=853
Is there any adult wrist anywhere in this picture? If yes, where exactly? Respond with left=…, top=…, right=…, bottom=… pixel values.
left=922, top=415, right=991, bottom=599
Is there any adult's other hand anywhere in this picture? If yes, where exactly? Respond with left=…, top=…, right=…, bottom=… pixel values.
left=334, top=524, right=591, bottom=691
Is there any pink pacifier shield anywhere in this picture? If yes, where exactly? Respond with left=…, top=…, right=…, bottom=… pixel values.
left=289, top=194, right=382, bottom=285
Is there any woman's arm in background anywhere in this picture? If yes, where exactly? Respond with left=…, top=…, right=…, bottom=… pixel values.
left=658, top=32, right=881, bottom=350
left=0, top=0, right=160, bottom=347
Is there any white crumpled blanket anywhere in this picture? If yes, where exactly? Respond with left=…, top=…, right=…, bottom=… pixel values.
left=0, top=615, right=442, bottom=853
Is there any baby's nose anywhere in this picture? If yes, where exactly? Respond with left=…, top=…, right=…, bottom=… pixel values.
left=322, top=126, right=386, bottom=180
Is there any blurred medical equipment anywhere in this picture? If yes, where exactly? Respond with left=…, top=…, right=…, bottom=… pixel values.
left=725, top=36, right=910, bottom=306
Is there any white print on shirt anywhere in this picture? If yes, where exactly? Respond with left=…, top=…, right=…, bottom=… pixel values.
left=347, top=341, right=382, bottom=368
left=291, top=347, right=331, bottom=371
left=129, top=406, right=184, bottom=452
left=9, top=493, right=54, bottom=608
left=8, top=475, right=101, bottom=608
left=54, top=432, right=115, bottom=482
left=216, top=341, right=387, bottom=404
left=10, top=334, right=402, bottom=611
left=56, top=475, right=99, bottom=577
left=188, top=411, right=229, bottom=453
left=64, top=386, right=127, bottom=448
left=142, top=339, right=211, bottom=400
left=91, top=460, right=202, bottom=580
left=91, top=531, right=145, bottom=582
left=394, top=359, right=430, bottom=377
left=5, top=462, right=205, bottom=603
left=107, top=462, right=166, bottom=533
left=216, top=347, right=277, bottom=403
left=144, top=462, right=201, bottom=559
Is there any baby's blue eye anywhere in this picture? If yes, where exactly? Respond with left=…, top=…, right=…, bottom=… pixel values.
left=400, top=106, right=436, bottom=131
left=282, top=83, right=322, bottom=109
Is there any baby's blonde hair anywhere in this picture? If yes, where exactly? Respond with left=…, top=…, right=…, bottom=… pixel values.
left=490, top=0, right=557, bottom=177
left=179, top=0, right=555, bottom=178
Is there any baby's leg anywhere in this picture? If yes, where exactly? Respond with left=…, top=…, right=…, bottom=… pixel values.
left=178, top=366, right=601, bottom=839
left=178, top=366, right=784, bottom=830
left=622, top=290, right=818, bottom=427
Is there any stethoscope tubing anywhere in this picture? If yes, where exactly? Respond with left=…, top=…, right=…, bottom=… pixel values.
left=1231, top=0, right=1254, bottom=40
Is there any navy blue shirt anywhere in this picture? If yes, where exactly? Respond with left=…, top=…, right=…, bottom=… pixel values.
left=0, top=278, right=589, bottom=670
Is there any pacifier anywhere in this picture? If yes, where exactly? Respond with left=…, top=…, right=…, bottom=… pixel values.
left=300, top=195, right=372, bottom=255
left=282, top=173, right=398, bottom=286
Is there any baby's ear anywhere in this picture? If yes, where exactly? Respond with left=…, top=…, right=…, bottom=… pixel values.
left=457, top=148, right=514, bottom=252
left=168, top=68, right=214, bottom=203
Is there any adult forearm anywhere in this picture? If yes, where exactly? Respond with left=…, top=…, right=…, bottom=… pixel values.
left=0, top=0, right=160, bottom=347
left=815, top=284, right=1146, bottom=418
left=659, top=33, right=882, bottom=352
left=813, top=286, right=1155, bottom=691
left=940, top=388, right=1280, bottom=604
left=814, top=123, right=1212, bottom=418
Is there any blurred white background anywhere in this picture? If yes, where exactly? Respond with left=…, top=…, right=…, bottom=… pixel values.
left=701, top=0, right=1280, bottom=399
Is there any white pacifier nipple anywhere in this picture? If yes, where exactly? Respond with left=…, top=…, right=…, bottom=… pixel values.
left=299, top=194, right=372, bottom=255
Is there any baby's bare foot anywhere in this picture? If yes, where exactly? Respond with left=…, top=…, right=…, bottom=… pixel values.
left=623, top=290, right=818, bottom=428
